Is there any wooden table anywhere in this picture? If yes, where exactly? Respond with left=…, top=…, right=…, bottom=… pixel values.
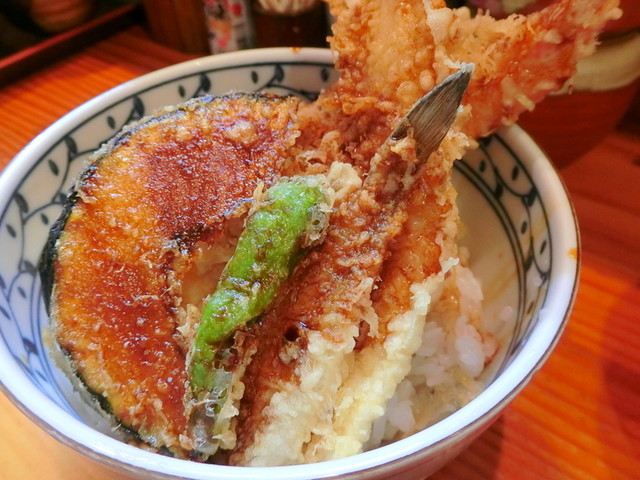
left=1, top=25, right=639, bottom=480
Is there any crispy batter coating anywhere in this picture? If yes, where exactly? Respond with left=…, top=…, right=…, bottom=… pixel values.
left=226, top=0, right=620, bottom=464
left=45, top=0, right=621, bottom=466
left=48, top=93, right=300, bottom=456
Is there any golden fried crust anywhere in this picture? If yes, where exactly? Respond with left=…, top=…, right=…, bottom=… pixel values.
left=328, top=0, right=439, bottom=114
left=229, top=136, right=429, bottom=465
left=50, top=93, right=300, bottom=455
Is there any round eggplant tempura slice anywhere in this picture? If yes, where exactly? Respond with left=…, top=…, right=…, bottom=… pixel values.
left=40, top=92, right=301, bottom=457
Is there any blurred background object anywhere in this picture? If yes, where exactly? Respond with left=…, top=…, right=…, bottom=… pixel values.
left=251, top=0, right=328, bottom=47
left=29, top=0, right=95, bottom=32
left=142, top=0, right=329, bottom=54
left=141, top=0, right=209, bottom=54
left=0, top=1, right=140, bottom=86
left=466, top=0, right=640, bottom=167
left=0, top=6, right=41, bottom=57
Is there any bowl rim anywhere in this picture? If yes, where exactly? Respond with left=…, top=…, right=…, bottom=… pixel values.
left=0, top=47, right=580, bottom=479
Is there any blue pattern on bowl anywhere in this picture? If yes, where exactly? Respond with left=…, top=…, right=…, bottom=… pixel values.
left=0, top=54, right=552, bottom=439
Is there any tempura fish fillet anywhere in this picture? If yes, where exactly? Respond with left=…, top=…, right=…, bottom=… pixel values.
left=307, top=132, right=470, bottom=460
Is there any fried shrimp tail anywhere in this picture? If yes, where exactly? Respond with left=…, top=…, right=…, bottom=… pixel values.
left=428, top=0, right=622, bottom=139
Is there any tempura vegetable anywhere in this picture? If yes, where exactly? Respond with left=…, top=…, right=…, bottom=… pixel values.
left=187, top=176, right=331, bottom=456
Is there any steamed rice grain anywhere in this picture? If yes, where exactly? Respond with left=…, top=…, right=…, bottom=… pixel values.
left=370, top=262, right=505, bottom=447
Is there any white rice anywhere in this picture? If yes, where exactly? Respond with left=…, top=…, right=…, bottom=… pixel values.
left=367, top=258, right=512, bottom=447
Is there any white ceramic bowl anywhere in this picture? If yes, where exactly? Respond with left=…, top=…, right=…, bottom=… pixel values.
left=0, top=48, right=579, bottom=479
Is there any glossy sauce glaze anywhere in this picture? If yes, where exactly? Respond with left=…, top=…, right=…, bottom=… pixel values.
left=44, top=93, right=300, bottom=456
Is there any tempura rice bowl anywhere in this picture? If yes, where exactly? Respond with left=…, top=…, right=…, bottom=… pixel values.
left=0, top=48, right=578, bottom=479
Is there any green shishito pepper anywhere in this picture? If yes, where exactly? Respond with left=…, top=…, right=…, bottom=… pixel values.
left=189, top=176, right=329, bottom=407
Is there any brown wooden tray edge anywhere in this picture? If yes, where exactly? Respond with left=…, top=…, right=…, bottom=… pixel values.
left=0, top=3, right=141, bottom=88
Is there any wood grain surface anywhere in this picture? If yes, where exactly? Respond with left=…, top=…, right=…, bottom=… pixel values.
left=1, top=25, right=638, bottom=480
